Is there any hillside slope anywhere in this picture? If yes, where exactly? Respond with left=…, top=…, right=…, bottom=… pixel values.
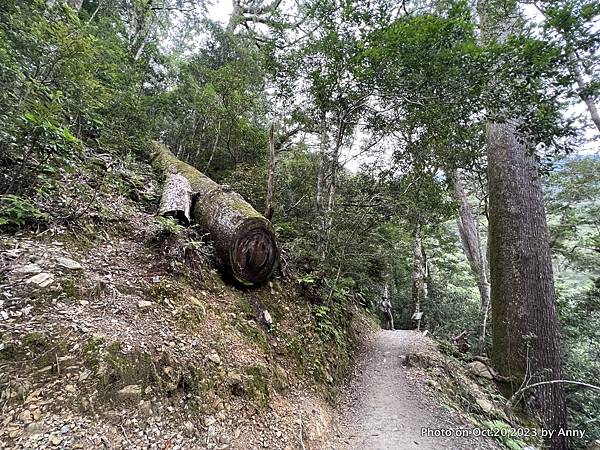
left=0, top=156, right=373, bottom=449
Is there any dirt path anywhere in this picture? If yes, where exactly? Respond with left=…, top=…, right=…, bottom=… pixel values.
left=328, top=330, right=500, bottom=450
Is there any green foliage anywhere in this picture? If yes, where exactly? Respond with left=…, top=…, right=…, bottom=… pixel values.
left=314, top=305, right=342, bottom=344
left=155, top=216, right=185, bottom=235
left=558, top=280, right=600, bottom=447
left=0, top=195, right=47, bottom=228
left=545, top=155, right=600, bottom=277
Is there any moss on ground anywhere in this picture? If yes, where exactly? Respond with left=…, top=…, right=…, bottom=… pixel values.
left=244, top=364, right=270, bottom=408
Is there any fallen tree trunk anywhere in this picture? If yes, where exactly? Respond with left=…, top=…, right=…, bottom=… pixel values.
left=157, top=172, right=192, bottom=226
left=150, top=142, right=278, bottom=285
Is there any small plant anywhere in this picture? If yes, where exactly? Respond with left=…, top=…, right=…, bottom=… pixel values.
left=314, top=305, right=342, bottom=343
left=155, top=216, right=185, bottom=235
left=297, top=273, right=316, bottom=284
left=0, top=194, right=47, bottom=228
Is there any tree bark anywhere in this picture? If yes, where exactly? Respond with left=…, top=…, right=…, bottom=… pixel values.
left=157, top=172, right=192, bottom=226
left=151, top=142, right=279, bottom=285
left=452, top=172, right=491, bottom=355
left=486, top=120, right=567, bottom=448
left=478, top=3, right=568, bottom=447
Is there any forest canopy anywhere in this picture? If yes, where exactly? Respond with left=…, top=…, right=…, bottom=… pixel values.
left=1, top=0, right=599, bottom=448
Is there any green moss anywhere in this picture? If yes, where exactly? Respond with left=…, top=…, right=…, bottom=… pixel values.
left=244, top=364, right=270, bottom=407
left=0, top=341, right=23, bottom=362
left=82, top=336, right=105, bottom=369
left=236, top=319, right=270, bottom=353
left=3, top=332, right=68, bottom=371
left=180, top=367, right=211, bottom=394
left=60, top=277, right=81, bottom=300
left=145, top=279, right=181, bottom=304
left=271, top=365, right=289, bottom=394
left=99, top=342, right=157, bottom=397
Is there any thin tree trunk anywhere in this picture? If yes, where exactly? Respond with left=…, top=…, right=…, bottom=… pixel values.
left=265, top=121, right=276, bottom=221
left=316, top=110, right=327, bottom=212
left=322, top=117, right=344, bottom=259
left=535, top=2, right=600, bottom=134
left=412, top=225, right=425, bottom=331
left=204, top=121, right=221, bottom=173
left=478, top=3, right=568, bottom=448
left=568, top=50, right=600, bottom=133
left=453, top=172, right=491, bottom=355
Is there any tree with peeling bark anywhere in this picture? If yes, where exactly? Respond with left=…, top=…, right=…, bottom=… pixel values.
left=451, top=171, right=491, bottom=355
left=478, top=1, right=568, bottom=448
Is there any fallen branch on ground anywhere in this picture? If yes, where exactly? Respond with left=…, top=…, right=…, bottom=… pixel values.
left=507, top=380, right=600, bottom=407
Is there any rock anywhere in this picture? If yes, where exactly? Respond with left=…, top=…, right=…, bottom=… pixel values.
left=26, top=273, right=54, bottom=287
left=49, top=434, right=63, bottom=445
left=262, top=310, right=273, bottom=327
left=586, top=442, right=600, bottom=450
left=467, top=361, right=494, bottom=379
left=189, top=296, right=203, bottom=307
left=139, top=400, right=153, bottom=416
left=60, top=424, right=70, bottom=434
left=12, top=264, right=42, bottom=276
left=208, top=353, right=221, bottom=365
left=138, top=300, right=153, bottom=309
left=117, top=385, right=142, bottom=400
left=228, top=372, right=244, bottom=396
left=184, top=421, right=194, bottom=432
left=204, top=416, right=216, bottom=427
left=25, top=422, right=44, bottom=435
left=65, top=385, right=76, bottom=393
left=19, top=410, right=33, bottom=423
left=475, top=397, right=494, bottom=413
left=56, top=257, right=83, bottom=270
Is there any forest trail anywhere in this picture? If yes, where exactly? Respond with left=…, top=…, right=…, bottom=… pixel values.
left=328, top=330, right=500, bottom=450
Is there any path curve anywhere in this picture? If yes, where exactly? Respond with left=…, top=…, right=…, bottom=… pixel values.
left=328, top=330, right=500, bottom=450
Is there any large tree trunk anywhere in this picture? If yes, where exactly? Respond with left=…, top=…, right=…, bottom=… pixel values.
left=478, top=3, right=568, bottom=446
left=453, top=172, right=491, bottom=355
left=151, top=142, right=278, bottom=285
left=486, top=120, right=567, bottom=448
